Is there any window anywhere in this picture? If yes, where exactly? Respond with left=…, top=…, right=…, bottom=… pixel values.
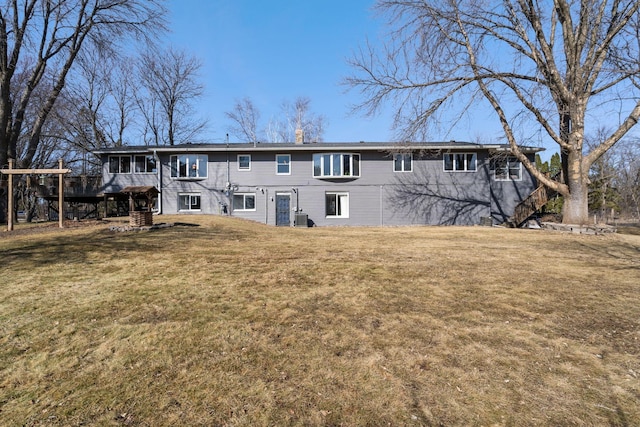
left=238, top=154, right=251, bottom=171
left=276, top=154, right=290, bottom=175
left=178, top=193, right=201, bottom=211
left=108, top=155, right=131, bottom=174
left=232, top=193, right=256, bottom=211
left=313, top=153, right=360, bottom=178
left=444, top=152, right=477, bottom=171
left=393, top=153, right=412, bottom=172
left=170, top=154, right=207, bottom=178
left=493, top=157, right=522, bottom=181
left=134, top=155, right=157, bottom=173
left=325, top=192, right=349, bottom=218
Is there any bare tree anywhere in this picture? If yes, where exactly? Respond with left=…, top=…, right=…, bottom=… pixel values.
left=272, top=97, right=326, bottom=143
left=586, top=129, right=619, bottom=222
left=346, top=0, right=640, bottom=224
left=0, top=0, right=167, bottom=169
left=608, top=139, right=640, bottom=219
left=226, top=96, right=326, bottom=143
left=48, top=50, right=128, bottom=174
left=618, top=146, right=640, bottom=219
left=583, top=134, right=640, bottom=221
left=226, top=97, right=261, bottom=143
left=105, top=60, right=137, bottom=148
left=137, top=47, right=207, bottom=146
left=56, top=51, right=111, bottom=151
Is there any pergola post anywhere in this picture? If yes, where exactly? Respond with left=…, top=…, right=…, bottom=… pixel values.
left=58, top=159, right=64, bottom=228
left=7, top=159, right=14, bottom=231
left=1, top=159, right=71, bottom=232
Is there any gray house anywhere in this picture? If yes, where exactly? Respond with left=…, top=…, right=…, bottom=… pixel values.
left=95, top=141, right=542, bottom=226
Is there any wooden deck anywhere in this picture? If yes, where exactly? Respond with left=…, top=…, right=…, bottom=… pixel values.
left=36, top=175, right=102, bottom=201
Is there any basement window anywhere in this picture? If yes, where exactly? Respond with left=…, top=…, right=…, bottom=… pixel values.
left=178, top=193, right=201, bottom=211
left=233, top=193, right=256, bottom=211
left=326, top=192, right=349, bottom=218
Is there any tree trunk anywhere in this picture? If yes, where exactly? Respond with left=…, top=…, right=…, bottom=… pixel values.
left=562, top=186, right=589, bottom=224
left=562, top=154, right=590, bottom=224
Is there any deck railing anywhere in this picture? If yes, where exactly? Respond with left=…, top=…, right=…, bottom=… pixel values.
left=511, top=185, right=550, bottom=227
left=509, top=171, right=564, bottom=227
left=35, top=176, right=102, bottom=198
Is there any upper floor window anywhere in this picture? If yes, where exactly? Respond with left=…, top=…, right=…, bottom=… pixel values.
left=276, top=154, right=290, bottom=175
left=393, top=153, right=412, bottom=172
left=109, top=155, right=131, bottom=174
left=238, top=154, right=251, bottom=171
left=492, top=157, right=522, bottom=181
left=313, top=153, right=360, bottom=178
left=444, top=152, right=477, bottom=172
left=170, top=154, right=207, bottom=179
left=134, top=155, right=157, bottom=173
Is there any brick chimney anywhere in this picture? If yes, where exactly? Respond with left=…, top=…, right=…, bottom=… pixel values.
left=295, top=128, right=304, bottom=144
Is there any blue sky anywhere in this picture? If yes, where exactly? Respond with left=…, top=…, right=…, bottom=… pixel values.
left=164, top=0, right=559, bottom=159
left=166, top=0, right=394, bottom=143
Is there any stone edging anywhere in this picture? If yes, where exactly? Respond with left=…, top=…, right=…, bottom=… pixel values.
left=541, top=222, right=616, bottom=235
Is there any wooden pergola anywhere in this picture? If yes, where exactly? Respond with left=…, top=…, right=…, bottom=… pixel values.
left=1, top=159, right=70, bottom=231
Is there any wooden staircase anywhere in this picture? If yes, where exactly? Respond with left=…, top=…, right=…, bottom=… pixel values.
left=510, top=185, right=551, bottom=227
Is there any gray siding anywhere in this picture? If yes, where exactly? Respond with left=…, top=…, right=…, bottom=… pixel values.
left=98, top=144, right=539, bottom=226
left=489, top=155, right=538, bottom=223
left=101, top=161, right=158, bottom=191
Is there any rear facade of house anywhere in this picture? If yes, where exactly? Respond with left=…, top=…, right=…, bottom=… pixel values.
left=95, top=141, right=541, bottom=226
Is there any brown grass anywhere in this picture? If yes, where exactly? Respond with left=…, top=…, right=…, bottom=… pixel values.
left=1, top=216, right=639, bottom=426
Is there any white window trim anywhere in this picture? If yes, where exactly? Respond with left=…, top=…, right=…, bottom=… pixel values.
left=276, top=154, right=291, bottom=175
left=233, top=193, right=256, bottom=211
left=238, top=154, right=251, bottom=171
left=133, top=155, right=157, bottom=174
left=313, top=153, right=361, bottom=178
left=443, top=152, right=477, bottom=172
left=493, top=157, right=523, bottom=181
left=170, top=154, right=207, bottom=180
left=393, top=153, right=413, bottom=172
left=178, top=193, right=201, bottom=212
left=325, top=192, right=349, bottom=219
left=108, top=155, right=131, bottom=174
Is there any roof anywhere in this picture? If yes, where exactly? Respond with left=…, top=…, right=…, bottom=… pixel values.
left=120, top=186, right=159, bottom=196
left=93, top=141, right=544, bottom=155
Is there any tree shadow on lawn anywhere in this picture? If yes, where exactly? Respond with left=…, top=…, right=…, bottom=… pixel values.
left=0, top=223, right=212, bottom=271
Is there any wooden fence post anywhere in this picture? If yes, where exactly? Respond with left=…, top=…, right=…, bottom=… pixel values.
left=7, top=159, right=14, bottom=231
left=59, top=159, right=64, bottom=228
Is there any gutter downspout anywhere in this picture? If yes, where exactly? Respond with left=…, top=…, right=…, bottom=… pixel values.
left=226, top=134, right=230, bottom=188
left=226, top=153, right=230, bottom=188
left=225, top=137, right=232, bottom=216
left=292, top=187, right=299, bottom=212
left=380, top=185, right=384, bottom=226
left=154, top=150, right=162, bottom=214
left=265, top=188, right=269, bottom=225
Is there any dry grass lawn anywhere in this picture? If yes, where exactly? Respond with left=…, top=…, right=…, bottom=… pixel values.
left=1, top=216, right=639, bottom=426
